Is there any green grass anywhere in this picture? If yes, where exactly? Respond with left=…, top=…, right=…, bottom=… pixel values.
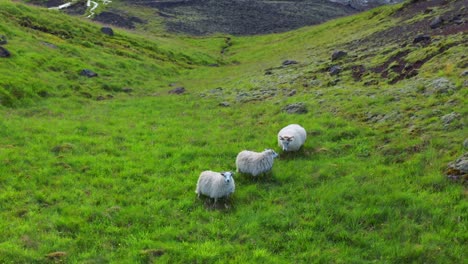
left=1, top=1, right=467, bottom=263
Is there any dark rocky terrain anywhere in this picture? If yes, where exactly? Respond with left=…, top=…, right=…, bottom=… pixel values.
left=27, top=0, right=403, bottom=35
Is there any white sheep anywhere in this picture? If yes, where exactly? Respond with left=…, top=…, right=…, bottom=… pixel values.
left=236, top=149, right=278, bottom=177
left=278, top=124, right=307, bottom=151
left=195, top=171, right=235, bottom=203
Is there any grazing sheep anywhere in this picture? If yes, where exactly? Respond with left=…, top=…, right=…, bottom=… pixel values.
left=278, top=124, right=307, bottom=151
left=195, top=171, right=235, bottom=203
left=236, top=149, right=278, bottom=177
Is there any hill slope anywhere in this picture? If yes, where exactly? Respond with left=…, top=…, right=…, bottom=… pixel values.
left=28, top=0, right=403, bottom=35
left=0, top=0, right=467, bottom=263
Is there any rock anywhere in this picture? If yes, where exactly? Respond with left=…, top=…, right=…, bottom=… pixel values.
left=413, top=34, right=431, bottom=44
left=101, top=27, right=114, bottom=36
left=80, top=69, right=98, bottom=77
left=81, top=92, right=92, bottom=98
left=122, top=87, right=133, bottom=93
left=282, top=103, right=308, bottom=114
left=441, top=112, right=461, bottom=126
left=41, top=42, right=57, bottom=49
left=287, top=89, right=297, bottom=96
left=219, top=102, right=230, bottom=107
left=429, top=16, right=444, bottom=29
left=464, top=139, right=468, bottom=149
left=425, top=78, right=456, bottom=95
left=0, top=35, right=7, bottom=45
left=329, top=65, right=342, bottom=76
left=331, top=50, right=347, bottom=61
left=451, top=14, right=464, bottom=25
left=446, top=152, right=468, bottom=183
left=282, top=60, right=298, bottom=66
left=460, top=70, right=468, bottom=77
left=168, top=87, right=185, bottom=94
left=96, top=95, right=106, bottom=101
left=0, top=46, right=10, bottom=57
left=265, top=70, right=273, bottom=75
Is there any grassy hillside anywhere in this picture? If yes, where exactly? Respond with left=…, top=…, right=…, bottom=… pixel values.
left=0, top=0, right=467, bottom=263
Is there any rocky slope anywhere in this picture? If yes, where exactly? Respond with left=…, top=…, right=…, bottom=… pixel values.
left=28, top=0, right=403, bottom=35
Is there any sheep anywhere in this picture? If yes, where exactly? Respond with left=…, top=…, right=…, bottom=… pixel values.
left=278, top=124, right=307, bottom=151
left=195, top=171, right=235, bottom=203
left=236, top=149, right=278, bottom=177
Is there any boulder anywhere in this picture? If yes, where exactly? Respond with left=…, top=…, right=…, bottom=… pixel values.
left=441, top=112, right=461, bottom=127
left=122, top=87, right=133, bottom=93
left=168, top=87, right=185, bottom=94
left=0, top=46, right=10, bottom=57
left=329, top=65, right=342, bottom=76
left=282, top=60, right=298, bottom=66
left=331, top=50, right=347, bottom=61
left=101, top=27, right=114, bottom=36
left=80, top=69, right=98, bottom=77
left=446, top=153, right=468, bottom=183
left=425, top=78, right=456, bottom=95
left=282, top=103, right=308, bottom=114
left=219, top=102, right=230, bottom=107
left=413, top=34, right=431, bottom=44
left=429, top=16, right=444, bottom=29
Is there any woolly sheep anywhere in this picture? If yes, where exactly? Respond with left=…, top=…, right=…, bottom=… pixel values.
left=278, top=124, right=307, bottom=151
left=236, top=149, right=278, bottom=177
left=195, top=171, right=235, bottom=203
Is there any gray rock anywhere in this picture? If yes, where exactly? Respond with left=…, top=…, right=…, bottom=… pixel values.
left=460, top=70, right=468, bottom=77
left=425, top=78, right=456, bottom=95
left=329, top=65, right=342, bottom=76
left=413, top=34, right=431, bottom=44
left=282, top=103, right=308, bottom=114
left=446, top=152, right=468, bottom=182
left=41, top=42, right=57, bottom=49
left=219, top=102, right=230, bottom=107
left=331, top=50, right=347, bottom=61
left=0, top=46, right=10, bottom=57
left=168, top=87, right=185, bottom=94
left=451, top=14, right=464, bottom=25
left=430, top=16, right=444, bottom=29
left=441, top=112, right=461, bottom=126
left=122, top=87, right=133, bottom=93
left=282, top=60, right=298, bottom=66
left=287, top=89, right=297, bottom=97
left=80, top=69, right=98, bottom=77
left=101, top=27, right=114, bottom=36
left=463, top=139, right=468, bottom=149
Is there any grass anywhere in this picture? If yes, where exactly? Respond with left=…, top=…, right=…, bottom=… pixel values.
left=1, top=0, right=467, bottom=263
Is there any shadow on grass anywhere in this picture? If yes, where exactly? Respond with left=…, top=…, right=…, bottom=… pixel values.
left=235, top=172, right=282, bottom=186
left=196, top=196, right=236, bottom=212
left=277, top=146, right=320, bottom=160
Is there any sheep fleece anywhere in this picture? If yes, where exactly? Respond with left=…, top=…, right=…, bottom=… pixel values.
left=195, top=171, right=235, bottom=199
left=278, top=124, right=307, bottom=151
left=236, top=150, right=275, bottom=176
